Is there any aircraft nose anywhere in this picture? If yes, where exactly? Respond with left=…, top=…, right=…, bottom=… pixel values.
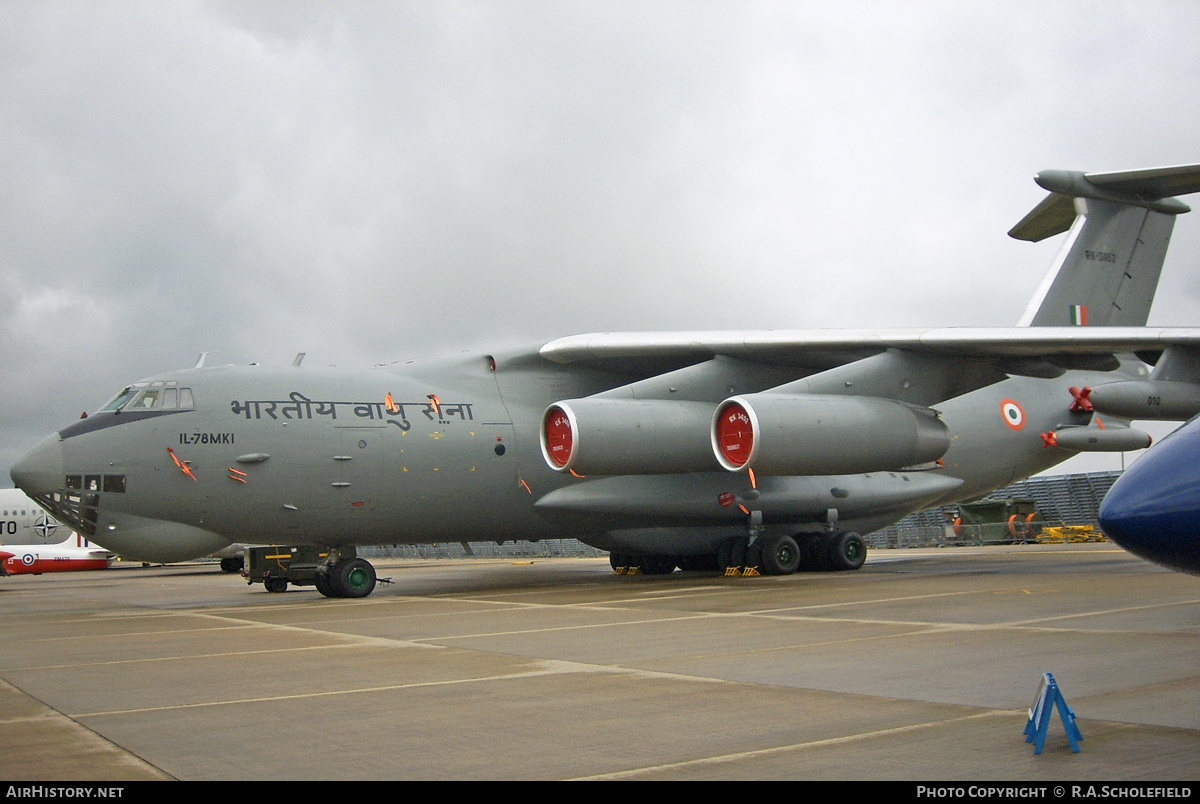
left=1099, top=422, right=1200, bottom=574
left=10, top=434, right=65, bottom=497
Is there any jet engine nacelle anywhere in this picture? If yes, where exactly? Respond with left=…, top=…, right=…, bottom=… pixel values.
left=540, top=398, right=718, bottom=475
left=1088, top=380, right=1200, bottom=420
left=711, top=394, right=950, bottom=475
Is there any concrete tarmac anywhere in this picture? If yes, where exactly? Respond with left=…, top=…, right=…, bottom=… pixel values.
left=0, top=543, right=1197, bottom=781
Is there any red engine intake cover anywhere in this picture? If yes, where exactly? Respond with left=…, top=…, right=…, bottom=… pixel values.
left=543, top=406, right=574, bottom=468
left=714, top=400, right=754, bottom=468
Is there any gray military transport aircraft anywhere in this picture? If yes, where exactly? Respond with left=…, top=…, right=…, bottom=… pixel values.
left=12, top=164, right=1200, bottom=598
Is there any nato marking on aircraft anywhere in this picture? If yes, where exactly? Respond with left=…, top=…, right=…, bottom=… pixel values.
left=12, top=163, right=1200, bottom=596
left=0, top=488, right=111, bottom=575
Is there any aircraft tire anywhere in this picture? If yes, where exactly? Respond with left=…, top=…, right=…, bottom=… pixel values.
left=745, top=540, right=763, bottom=574
left=759, top=534, right=801, bottom=575
left=314, top=568, right=336, bottom=598
left=640, top=555, right=677, bottom=575
left=220, top=557, right=244, bottom=573
left=719, top=537, right=749, bottom=573
left=717, top=540, right=733, bottom=571
left=331, top=558, right=377, bottom=598
left=827, top=531, right=867, bottom=571
left=609, top=553, right=627, bottom=572
left=264, top=576, right=288, bottom=593
left=796, top=534, right=828, bottom=571
left=677, top=554, right=721, bottom=572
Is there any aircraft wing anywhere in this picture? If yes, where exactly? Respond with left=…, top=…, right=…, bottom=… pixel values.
left=540, top=327, right=1200, bottom=366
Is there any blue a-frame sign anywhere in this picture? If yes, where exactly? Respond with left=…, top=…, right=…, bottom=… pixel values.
left=1025, top=672, right=1083, bottom=754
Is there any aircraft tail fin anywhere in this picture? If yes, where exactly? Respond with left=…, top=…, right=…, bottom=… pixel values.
left=1010, top=164, right=1200, bottom=326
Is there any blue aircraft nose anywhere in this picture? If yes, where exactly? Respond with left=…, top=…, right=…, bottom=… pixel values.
left=1099, top=418, right=1200, bottom=575
left=10, top=434, right=65, bottom=498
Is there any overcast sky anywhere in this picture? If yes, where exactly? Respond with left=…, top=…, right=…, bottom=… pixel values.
left=3, top=0, right=1199, bottom=483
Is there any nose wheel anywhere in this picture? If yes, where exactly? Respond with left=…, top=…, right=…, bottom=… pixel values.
left=316, top=555, right=378, bottom=598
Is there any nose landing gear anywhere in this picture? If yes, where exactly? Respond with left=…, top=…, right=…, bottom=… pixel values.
left=245, top=545, right=385, bottom=598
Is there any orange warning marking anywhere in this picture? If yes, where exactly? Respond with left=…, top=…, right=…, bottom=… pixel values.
left=166, top=447, right=198, bottom=481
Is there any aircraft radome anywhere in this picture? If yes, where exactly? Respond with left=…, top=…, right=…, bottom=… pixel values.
left=0, top=488, right=111, bottom=576
left=1099, top=415, right=1200, bottom=575
left=12, top=164, right=1200, bottom=598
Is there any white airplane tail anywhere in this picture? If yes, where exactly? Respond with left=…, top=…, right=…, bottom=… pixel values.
left=1010, top=165, right=1200, bottom=327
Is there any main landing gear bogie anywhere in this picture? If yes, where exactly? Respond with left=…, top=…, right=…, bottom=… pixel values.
left=609, top=553, right=678, bottom=575
left=610, top=553, right=730, bottom=575
left=608, top=531, right=866, bottom=580
left=795, top=531, right=867, bottom=572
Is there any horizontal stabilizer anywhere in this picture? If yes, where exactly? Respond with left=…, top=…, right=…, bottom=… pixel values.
left=1086, top=164, right=1200, bottom=202
left=1012, top=163, right=1200, bottom=327
left=1009, top=192, right=1077, bottom=243
left=1009, top=164, right=1200, bottom=242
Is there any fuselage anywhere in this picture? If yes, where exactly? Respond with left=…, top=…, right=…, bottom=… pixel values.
left=10, top=347, right=1142, bottom=564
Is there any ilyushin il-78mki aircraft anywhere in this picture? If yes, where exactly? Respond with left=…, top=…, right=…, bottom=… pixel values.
left=12, top=164, right=1200, bottom=598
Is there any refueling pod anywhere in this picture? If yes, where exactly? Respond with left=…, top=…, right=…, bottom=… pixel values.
left=711, top=394, right=950, bottom=475
left=1044, top=426, right=1153, bottom=452
left=1087, top=381, right=1200, bottom=420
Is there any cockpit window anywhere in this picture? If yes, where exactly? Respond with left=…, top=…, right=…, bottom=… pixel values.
left=129, top=389, right=161, bottom=409
left=98, top=382, right=194, bottom=413
left=100, top=386, right=138, bottom=412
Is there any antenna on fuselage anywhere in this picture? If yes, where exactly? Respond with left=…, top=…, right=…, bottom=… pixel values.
left=194, top=352, right=214, bottom=369
left=293, top=352, right=306, bottom=367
